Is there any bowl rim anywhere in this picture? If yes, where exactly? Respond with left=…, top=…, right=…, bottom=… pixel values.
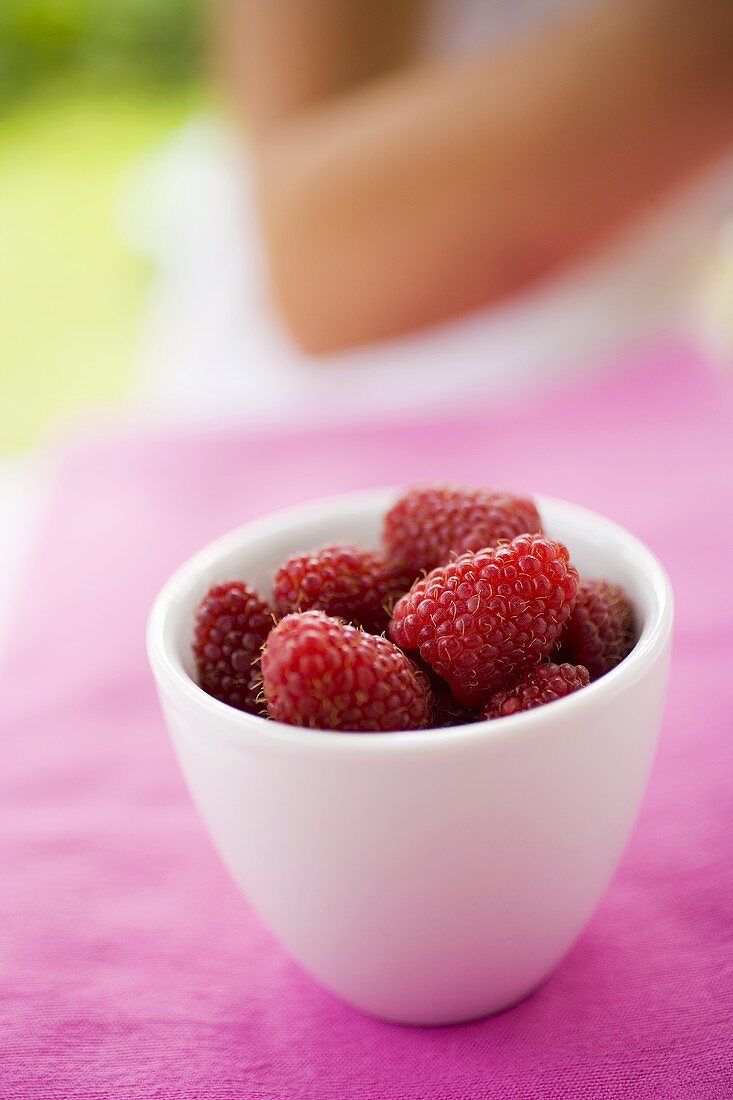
left=147, top=488, right=673, bottom=755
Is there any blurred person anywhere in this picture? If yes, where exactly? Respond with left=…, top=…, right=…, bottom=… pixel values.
left=216, top=0, right=733, bottom=354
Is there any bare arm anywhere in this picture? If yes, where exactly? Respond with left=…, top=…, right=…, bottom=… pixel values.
left=215, top=0, right=422, bottom=135
left=224, top=0, right=733, bottom=353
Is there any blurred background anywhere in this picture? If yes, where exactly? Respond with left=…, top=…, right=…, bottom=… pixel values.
left=1, top=0, right=730, bottom=466
left=0, top=0, right=203, bottom=455
left=2, top=0, right=733, bottom=463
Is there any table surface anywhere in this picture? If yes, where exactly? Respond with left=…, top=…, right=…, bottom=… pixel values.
left=2, top=336, right=731, bottom=1099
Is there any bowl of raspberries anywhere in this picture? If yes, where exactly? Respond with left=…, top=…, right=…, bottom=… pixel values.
left=148, top=484, right=672, bottom=1024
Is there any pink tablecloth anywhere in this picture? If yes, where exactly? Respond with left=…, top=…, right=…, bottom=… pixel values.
left=2, top=339, right=732, bottom=1099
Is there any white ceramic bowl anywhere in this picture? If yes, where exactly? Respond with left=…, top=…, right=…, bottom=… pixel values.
left=147, top=490, right=673, bottom=1025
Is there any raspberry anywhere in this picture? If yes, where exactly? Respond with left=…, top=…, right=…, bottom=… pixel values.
left=481, top=662, right=590, bottom=719
left=193, top=581, right=273, bottom=713
left=563, top=579, right=635, bottom=680
left=262, top=610, right=432, bottom=732
left=384, top=484, right=542, bottom=573
left=273, top=543, right=411, bottom=633
left=389, top=534, right=580, bottom=708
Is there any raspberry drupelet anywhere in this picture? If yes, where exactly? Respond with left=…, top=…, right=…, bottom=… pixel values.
left=389, top=534, right=580, bottom=709
left=193, top=581, right=273, bottom=714
left=384, top=484, right=542, bottom=574
left=262, top=610, right=433, bottom=732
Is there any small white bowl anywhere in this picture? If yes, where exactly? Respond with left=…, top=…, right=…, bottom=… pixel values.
left=147, top=489, right=672, bottom=1026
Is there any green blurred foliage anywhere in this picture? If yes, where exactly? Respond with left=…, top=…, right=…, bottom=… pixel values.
left=0, top=83, right=200, bottom=453
left=0, top=0, right=206, bottom=451
left=0, top=0, right=203, bottom=101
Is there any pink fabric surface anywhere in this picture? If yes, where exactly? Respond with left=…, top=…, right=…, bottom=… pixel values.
left=2, top=338, right=732, bottom=1099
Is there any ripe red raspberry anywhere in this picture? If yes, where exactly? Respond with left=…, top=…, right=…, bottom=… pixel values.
left=563, top=579, right=635, bottom=680
left=262, top=610, right=432, bottom=732
left=193, top=581, right=273, bottom=713
left=273, top=543, right=412, bottom=633
left=481, top=662, right=590, bottom=720
left=389, top=534, right=580, bottom=708
left=384, top=484, right=542, bottom=573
